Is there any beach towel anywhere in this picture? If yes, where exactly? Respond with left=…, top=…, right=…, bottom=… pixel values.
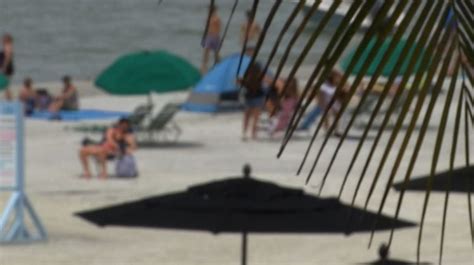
left=29, top=109, right=129, bottom=121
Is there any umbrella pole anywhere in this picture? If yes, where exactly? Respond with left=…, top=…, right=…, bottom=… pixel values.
left=147, top=92, right=153, bottom=106
left=241, top=230, right=248, bottom=265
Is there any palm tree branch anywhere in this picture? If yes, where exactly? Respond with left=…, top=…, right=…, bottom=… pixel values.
left=310, top=1, right=410, bottom=195
left=337, top=1, right=437, bottom=198
left=349, top=1, right=448, bottom=214
left=260, top=0, right=306, bottom=81
left=362, top=4, right=452, bottom=216
left=276, top=0, right=366, bottom=158
left=324, top=0, right=422, bottom=198
left=277, top=0, right=376, bottom=159
left=263, top=0, right=324, bottom=88
left=244, top=0, right=282, bottom=79
left=272, top=0, right=342, bottom=99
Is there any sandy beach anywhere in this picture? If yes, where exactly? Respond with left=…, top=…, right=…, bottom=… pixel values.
left=0, top=76, right=473, bottom=265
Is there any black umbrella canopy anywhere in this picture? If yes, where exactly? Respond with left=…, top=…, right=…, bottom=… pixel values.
left=77, top=167, right=414, bottom=234
left=393, top=166, right=474, bottom=193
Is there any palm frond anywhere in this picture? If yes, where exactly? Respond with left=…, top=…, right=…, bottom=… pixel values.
left=246, top=0, right=474, bottom=262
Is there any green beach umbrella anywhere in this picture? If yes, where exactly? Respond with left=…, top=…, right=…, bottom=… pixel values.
left=341, top=37, right=425, bottom=77
left=0, top=73, right=8, bottom=91
left=95, top=50, right=201, bottom=96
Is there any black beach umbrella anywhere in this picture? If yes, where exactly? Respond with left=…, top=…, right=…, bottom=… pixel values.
left=393, top=166, right=474, bottom=193
left=77, top=165, right=414, bottom=265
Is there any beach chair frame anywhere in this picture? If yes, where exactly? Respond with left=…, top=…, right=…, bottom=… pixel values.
left=135, top=103, right=182, bottom=143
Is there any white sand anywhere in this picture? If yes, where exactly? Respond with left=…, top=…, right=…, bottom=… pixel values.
left=0, top=79, right=473, bottom=265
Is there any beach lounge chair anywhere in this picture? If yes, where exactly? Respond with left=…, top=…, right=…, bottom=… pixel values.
left=135, top=103, right=182, bottom=143
left=70, top=103, right=153, bottom=133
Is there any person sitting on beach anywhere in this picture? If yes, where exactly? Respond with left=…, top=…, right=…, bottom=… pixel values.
left=240, top=10, right=261, bottom=46
left=49, top=75, right=79, bottom=113
left=18, top=77, right=36, bottom=115
left=79, top=118, right=136, bottom=179
left=201, top=5, right=221, bottom=74
left=0, top=33, right=14, bottom=100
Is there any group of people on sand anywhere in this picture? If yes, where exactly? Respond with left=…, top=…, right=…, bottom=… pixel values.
left=19, top=75, right=79, bottom=116
left=1, top=33, right=79, bottom=116
left=200, top=6, right=348, bottom=141
left=239, top=63, right=348, bottom=141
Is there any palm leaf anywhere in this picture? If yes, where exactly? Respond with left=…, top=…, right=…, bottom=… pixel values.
left=245, top=0, right=473, bottom=263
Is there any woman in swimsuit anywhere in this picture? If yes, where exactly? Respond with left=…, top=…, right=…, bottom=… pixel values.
left=79, top=118, right=136, bottom=179
left=239, top=62, right=283, bottom=140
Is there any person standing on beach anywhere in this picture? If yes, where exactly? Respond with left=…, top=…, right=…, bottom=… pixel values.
left=201, top=5, right=221, bottom=74
left=240, top=10, right=261, bottom=46
left=239, top=62, right=284, bottom=141
left=0, top=34, right=14, bottom=100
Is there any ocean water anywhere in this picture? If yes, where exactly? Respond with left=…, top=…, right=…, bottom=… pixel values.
left=0, top=0, right=333, bottom=84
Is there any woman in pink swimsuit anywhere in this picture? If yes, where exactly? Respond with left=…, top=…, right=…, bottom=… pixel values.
left=79, top=118, right=136, bottom=179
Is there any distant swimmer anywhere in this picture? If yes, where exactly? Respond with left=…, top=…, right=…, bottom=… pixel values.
left=201, top=5, right=221, bottom=74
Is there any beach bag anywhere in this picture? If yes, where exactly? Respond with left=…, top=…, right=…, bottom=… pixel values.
left=115, top=154, right=138, bottom=178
